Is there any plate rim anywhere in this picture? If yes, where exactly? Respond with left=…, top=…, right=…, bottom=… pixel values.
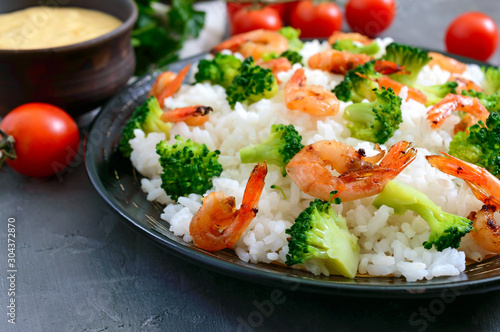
left=85, top=49, right=500, bottom=298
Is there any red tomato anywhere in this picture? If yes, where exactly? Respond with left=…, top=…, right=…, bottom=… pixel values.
left=281, top=1, right=301, bottom=25
left=0, top=103, right=80, bottom=178
left=345, top=0, right=396, bottom=38
left=230, top=6, right=283, bottom=35
left=227, top=3, right=285, bottom=23
left=290, top=1, right=342, bottom=38
left=226, top=2, right=247, bottom=22
left=445, top=12, right=499, bottom=61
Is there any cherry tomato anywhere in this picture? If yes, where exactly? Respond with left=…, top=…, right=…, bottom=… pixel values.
left=345, top=0, right=396, bottom=38
left=226, top=2, right=285, bottom=24
left=290, top=1, right=342, bottom=39
left=230, top=6, right=283, bottom=35
left=281, top=1, right=301, bottom=25
left=445, top=12, right=499, bottom=61
left=229, top=5, right=283, bottom=36
left=0, top=103, right=80, bottom=178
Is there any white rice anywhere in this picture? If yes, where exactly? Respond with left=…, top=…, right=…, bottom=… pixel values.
left=129, top=39, right=494, bottom=281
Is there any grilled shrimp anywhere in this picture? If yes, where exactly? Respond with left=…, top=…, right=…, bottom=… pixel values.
left=286, top=140, right=416, bottom=202
left=284, top=68, right=340, bottom=116
left=148, top=64, right=191, bottom=108
left=161, top=105, right=213, bottom=126
left=426, top=153, right=500, bottom=253
left=189, top=162, right=268, bottom=251
left=212, top=29, right=288, bottom=60
left=257, top=57, right=292, bottom=83
left=428, top=52, right=466, bottom=74
left=426, top=94, right=489, bottom=132
left=327, top=31, right=373, bottom=45
left=308, top=49, right=372, bottom=75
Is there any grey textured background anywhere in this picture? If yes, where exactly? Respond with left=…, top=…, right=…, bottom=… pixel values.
left=2, top=1, right=500, bottom=331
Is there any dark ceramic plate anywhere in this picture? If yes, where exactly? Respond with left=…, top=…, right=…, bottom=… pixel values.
left=85, top=53, right=500, bottom=298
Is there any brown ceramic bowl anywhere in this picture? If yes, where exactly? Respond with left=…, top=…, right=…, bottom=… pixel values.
left=0, top=0, right=138, bottom=117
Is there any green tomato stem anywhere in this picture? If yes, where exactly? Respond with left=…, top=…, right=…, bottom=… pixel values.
left=0, top=129, right=17, bottom=166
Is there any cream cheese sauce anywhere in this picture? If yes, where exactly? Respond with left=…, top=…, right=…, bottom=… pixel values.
left=0, top=6, right=122, bottom=50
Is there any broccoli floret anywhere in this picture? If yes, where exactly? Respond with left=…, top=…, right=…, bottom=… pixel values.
left=342, top=87, right=403, bottom=144
left=156, top=135, right=223, bottom=201
left=226, top=57, right=278, bottom=108
left=194, top=53, right=242, bottom=88
left=119, top=96, right=172, bottom=157
left=382, top=42, right=431, bottom=86
left=449, top=111, right=500, bottom=177
left=278, top=26, right=303, bottom=52
left=462, top=90, right=500, bottom=113
left=332, top=60, right=381, bottom=102
left=332, top=39, right=380, bottom=56
left=483, top=66, right=500, bottom=95
left=373, top=181, right=472, bottom=251
left=279, top=50, right=303, bottom=65
left=285, top=198, right=360, bottom=278
left=415, top=81, right=458, bottom=106
left=239, top=124, right=304, bottom=176
left=261, top=50, right=303, bottom=65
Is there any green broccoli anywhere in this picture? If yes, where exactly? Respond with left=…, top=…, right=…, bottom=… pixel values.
left=194, top=53, right=242, bottom=88
left=373, top=181, right=472, bottom=251
left=280, top=50, right=303, bottom=65
left=239, top=124, right=304, bottom=176
left=261, top=50, right=303, bottom=65
left=226, top=57, right=278, bottom=108
left=342, top=87, right=403, bottom=144
left=285, top=198, right=360, bottom=278
left=278, top=26, right=303, bottom=52
left=415, top=81, right=458, bottom=106
left=382, top=42, right=432, bottom=87
left=449, top=111, right=500, bottom=177
left=462, top=89, right=500, bottom=113
left=332, top=60, right=381, bottom=103
left=156, top=135, right=223, bottom=201
left=119, top=96, right=172, bottom=157
left=332, top=39, right=380, bottom=56
left=482, top=66, right=500, bottom=95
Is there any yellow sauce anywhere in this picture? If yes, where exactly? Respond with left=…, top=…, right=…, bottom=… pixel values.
left=0, top=6, right=122, bottom=50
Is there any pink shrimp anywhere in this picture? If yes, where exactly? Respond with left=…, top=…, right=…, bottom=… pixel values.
left=426, top=94, right=489, bottom=132
left=148, top=64, right=191, bottom=108
left=212, top=29, right=288, bottom=60
left=257, top=57, right=292, bottom=83
left=327, top=31, right=374, bottom=45
left=426, top=153, right=500, bottom=253
left=308, top=49, right=372, bottom=75
left=449, top=74, right=484, bottom=94
left=284, top=68, right=340, bottom=116
left=428, top=52, right=466, bottom=75
left=161, top=105, right=213, bottom=126
left=286, top=140, right=416, bottom=202
left=189, top=162, right=268, bottom=251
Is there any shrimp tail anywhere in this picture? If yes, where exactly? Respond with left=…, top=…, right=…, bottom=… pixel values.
left=225, top=162, right=268, bottom=248
left=426, top=153, right=484, bottom=182
left=156, top=64, right=191, bottom=107
left=466, top=181, right=500, bottom=208
left=378, top=141, right=417, bottom=171
left=161, top=105, right=213, bottom=123
left=426, top=153, right=500, bottom=208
